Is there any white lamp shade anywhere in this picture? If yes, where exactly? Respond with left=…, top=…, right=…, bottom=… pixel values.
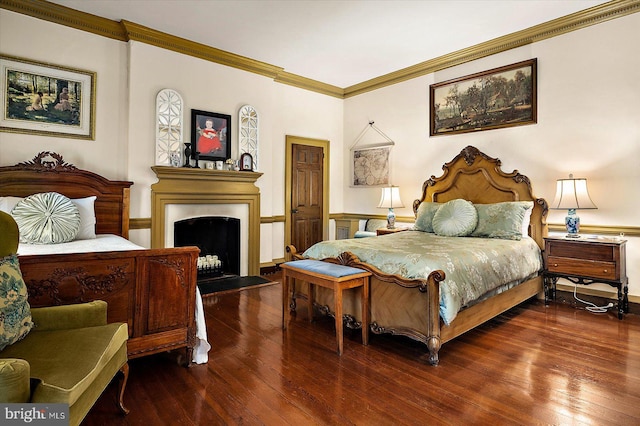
left=550, top=175, right=597, bottom=210
left=378, top=186, right=404, bottom=209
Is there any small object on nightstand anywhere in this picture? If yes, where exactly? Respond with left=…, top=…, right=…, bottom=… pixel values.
left=549, top=174, right=597, bottom=238
left=543, top=235, right=628, bottom=319
left=377, top=186, right=404, bottom=229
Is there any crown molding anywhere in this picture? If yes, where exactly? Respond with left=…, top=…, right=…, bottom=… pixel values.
left=343, top=0, right=640, bottom=98
left=0, top=0, right=126, bottom=40
left=119, top=20, right=284, bottom=79
left=0, top=0, right=342, bottom=97
left=2, top=0, right=638, bottom=99
left=274, top=71, right=344, bottom=98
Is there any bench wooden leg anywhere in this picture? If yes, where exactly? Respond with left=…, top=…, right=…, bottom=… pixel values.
left=361, top=278, right=370, bottom=346
left=282, top=273, right=289, bottom=329
left=334, top=286, right=344, bottom=355
left=308, top=282, right=314, bottom=322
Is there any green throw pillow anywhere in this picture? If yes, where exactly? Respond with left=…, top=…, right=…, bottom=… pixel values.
left=414, top=202, right=441, bottom=233
left=11, top=192, right=80, bottom=244
left=0, top=255, right=33, bottom=351
left=432, top=199, right=478, bottom=237
left=471, top=201, right=534, bottom=241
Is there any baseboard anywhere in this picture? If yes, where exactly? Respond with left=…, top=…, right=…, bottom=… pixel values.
left=260, top=264, right=282, bottom=275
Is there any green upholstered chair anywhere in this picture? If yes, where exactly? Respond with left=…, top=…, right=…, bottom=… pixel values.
left=0, top=211, right=130, bottom=425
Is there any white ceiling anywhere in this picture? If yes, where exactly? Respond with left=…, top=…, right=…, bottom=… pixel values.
left=48, top=0, right=609, bottom=88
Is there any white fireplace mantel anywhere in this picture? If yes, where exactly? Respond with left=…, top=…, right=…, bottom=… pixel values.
left=150, top=166, right=263, bottom=276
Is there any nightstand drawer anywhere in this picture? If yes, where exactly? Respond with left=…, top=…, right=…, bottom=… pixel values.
left=547, top=256, right=616, bottom=280
left=547, top=240, right=615, bottom=261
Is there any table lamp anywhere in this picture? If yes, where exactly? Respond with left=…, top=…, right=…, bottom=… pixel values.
left=550, top=174, right=597, bottom=238
left=378, top=186, right=404, bottom=229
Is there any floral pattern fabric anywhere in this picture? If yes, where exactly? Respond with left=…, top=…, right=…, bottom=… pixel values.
left=470, top=201, right=533, bottom=240
left=0, top=255, right=33, bottom=351
left=303, top=230, right=542, bottom=325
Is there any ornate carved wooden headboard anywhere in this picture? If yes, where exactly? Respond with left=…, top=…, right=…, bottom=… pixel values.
left=413, top=145, right=548, bottom=249
left=0, top=152, right=133, bottom=238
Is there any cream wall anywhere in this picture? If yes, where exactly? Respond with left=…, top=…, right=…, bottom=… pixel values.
left=1, top=8, right=638, bottom=300
left=0, top=10, right=129, bottom=178
left=343, top=12, right=640, bottom=299
left=0, top=10, right=344, bottom=265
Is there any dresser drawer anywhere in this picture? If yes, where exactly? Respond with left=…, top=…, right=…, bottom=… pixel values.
left=547, top=256, right=616, bottom=280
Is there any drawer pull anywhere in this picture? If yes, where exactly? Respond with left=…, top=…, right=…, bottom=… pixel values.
left=603, top=269, right=608, bottom=273
left=553, top=263, right=558, bottom=267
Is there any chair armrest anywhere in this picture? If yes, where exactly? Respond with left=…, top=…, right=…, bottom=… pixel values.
left=0, top=359, right=30, bottom=403
left=31, top=300, right=108, bottom=331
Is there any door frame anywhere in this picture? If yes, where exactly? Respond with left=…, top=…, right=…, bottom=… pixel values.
left=284, top=135, right=330, bottom=253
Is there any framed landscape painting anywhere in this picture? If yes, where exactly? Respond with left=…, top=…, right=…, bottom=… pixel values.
left=430, top=58, right=537, bottom=136
left=0, top=55, right=96, bottom=139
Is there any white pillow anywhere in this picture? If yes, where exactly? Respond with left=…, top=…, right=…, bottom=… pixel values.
left=0, top=196, right=23, bottom=214
left=432, top=199, right=478, bottom=237
left=2, top=195, right=96, bottom=240
left=71, top=196, right=97, bottom=240
left=11, top=192, right=81, bottom=244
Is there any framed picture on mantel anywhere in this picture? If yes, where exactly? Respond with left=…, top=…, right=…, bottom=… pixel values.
left=430, top=58, right=537, bottom=136
left=191, top=109, right=231, bottom=162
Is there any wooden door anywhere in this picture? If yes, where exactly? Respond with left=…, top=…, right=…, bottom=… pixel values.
left=291, top=143, right=324, bottom=253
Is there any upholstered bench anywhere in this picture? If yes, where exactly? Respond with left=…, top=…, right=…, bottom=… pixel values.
left=281, top=259, right=371, bottom=355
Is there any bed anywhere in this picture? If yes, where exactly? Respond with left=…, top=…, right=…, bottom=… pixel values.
left=0, top=152, right=204, bottom=365
left=287, top=145, right=548, bottom=365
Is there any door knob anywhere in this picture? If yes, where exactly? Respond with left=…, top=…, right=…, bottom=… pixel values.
left=291, top=209, right=299, bottom=213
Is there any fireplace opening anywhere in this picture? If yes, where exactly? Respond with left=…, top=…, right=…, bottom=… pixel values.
left=174, top=216, right=240, bottom=281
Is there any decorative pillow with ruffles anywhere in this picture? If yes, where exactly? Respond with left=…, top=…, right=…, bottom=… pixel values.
left=432, top=199, right=478, bottom=237
left=0, top=255, right=33, bottom=351
left=11, top=192, right=80, bottom=244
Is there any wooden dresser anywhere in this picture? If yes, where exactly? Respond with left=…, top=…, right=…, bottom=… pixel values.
left=543, top=236, right=628, bottom=319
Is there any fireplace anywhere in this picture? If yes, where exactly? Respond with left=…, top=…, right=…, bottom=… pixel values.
left=151, top=166, right=263, bottom=276
left=174, top=216, right=240, bottom=279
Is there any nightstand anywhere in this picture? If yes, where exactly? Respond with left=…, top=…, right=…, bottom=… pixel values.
left=543, top=236, right=628, bottom=319
left=376, top=228, right=407, bottom=236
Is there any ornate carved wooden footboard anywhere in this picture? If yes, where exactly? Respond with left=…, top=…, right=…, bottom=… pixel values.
left=0, top=152, right=200, bottom=363
left=19, top=247, right=199, bottom=361
left=286, top=247, right=446, bottom=365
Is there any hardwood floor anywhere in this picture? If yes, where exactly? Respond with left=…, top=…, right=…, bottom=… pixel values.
left=84, top=276, right=640, bottom=425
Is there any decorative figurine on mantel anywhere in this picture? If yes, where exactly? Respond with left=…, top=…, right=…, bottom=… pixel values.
left=183, top=143, right=192, bottom=167
left=225, top=158, right=235, bottom=170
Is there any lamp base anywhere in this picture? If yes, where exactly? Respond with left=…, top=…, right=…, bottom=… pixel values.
left=386, top=208, right=396, bottom=229
left=565, top=208, right=580, bottom=238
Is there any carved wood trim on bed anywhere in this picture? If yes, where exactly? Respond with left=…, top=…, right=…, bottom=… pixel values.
left=413, top=145, right=548, bottom=249
left=286, top=145, right=548, bottom=366
left=0, top=152, right=199, bottom=364
left=0, top=151, right=133, bottom=238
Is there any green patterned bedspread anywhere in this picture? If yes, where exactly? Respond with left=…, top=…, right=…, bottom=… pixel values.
left=302, top=230, right=542, bottom=325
